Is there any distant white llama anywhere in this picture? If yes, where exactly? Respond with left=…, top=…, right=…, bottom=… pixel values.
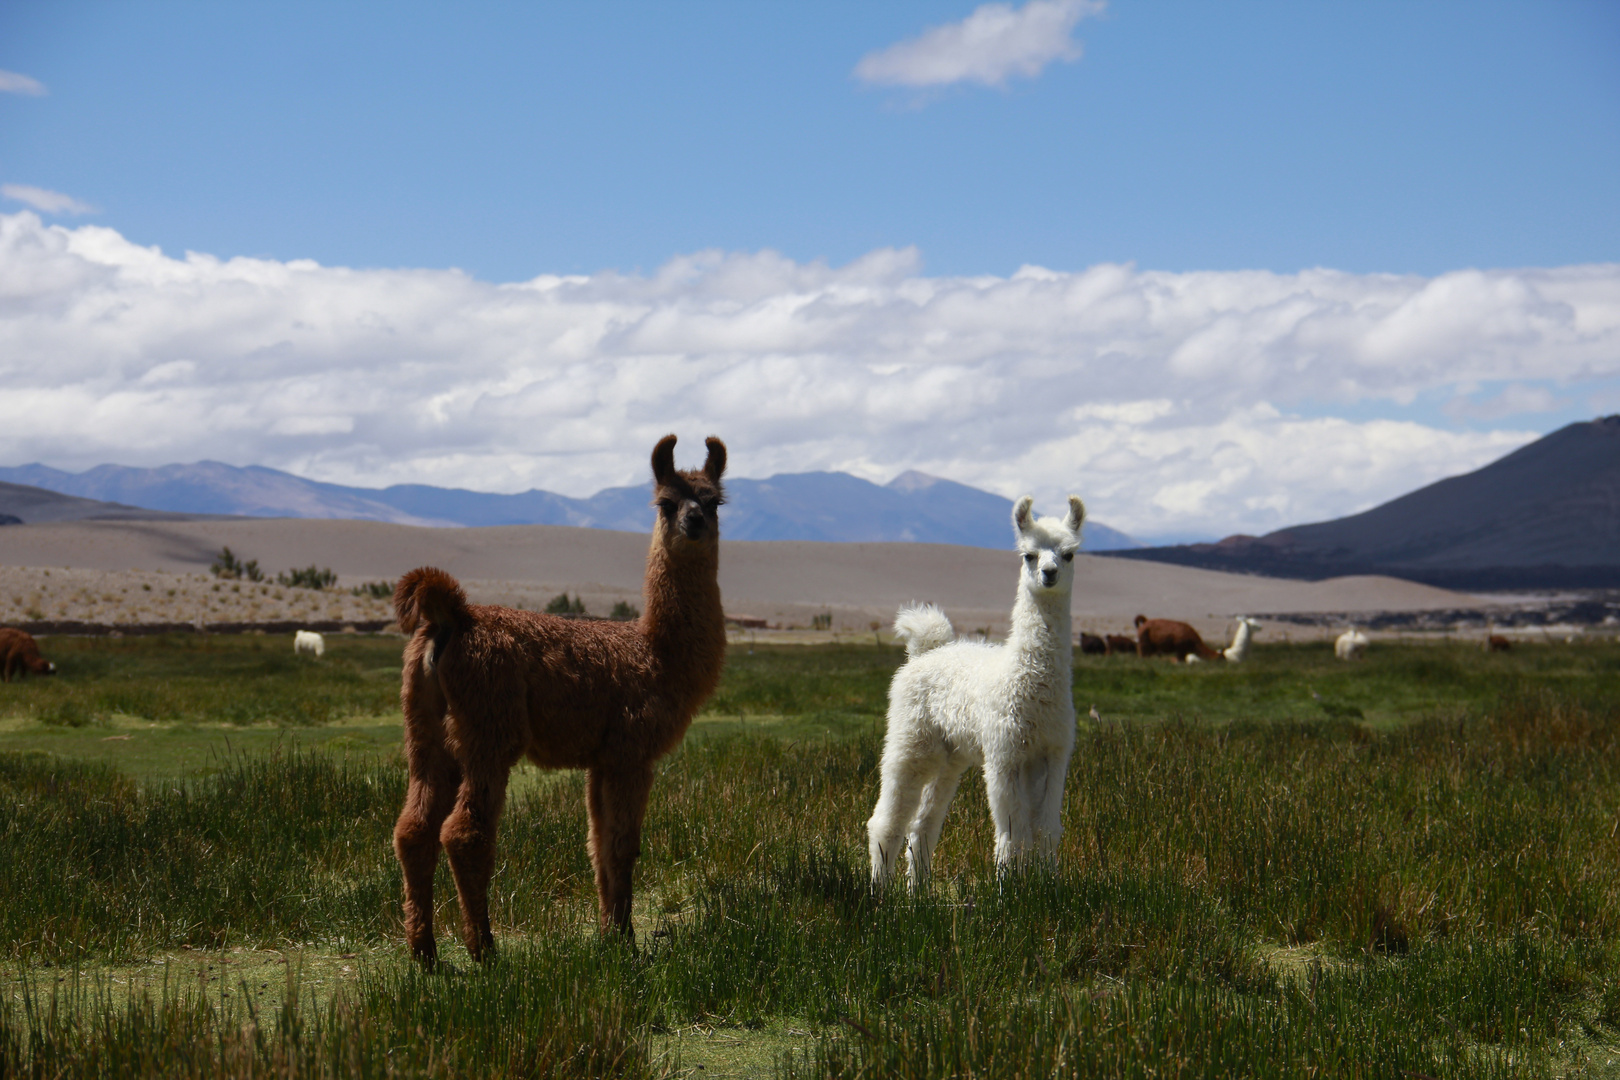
left=1334, top=629, right=1368, bottom=661
left=294, top=629, right=325, bottom=658
left=868, top=495, right=1084, bottom=890
left=1224, top=617, right=1260, bottom=662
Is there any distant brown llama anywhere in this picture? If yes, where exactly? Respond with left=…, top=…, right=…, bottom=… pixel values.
left=1134, top=614, right=1221, bottom=662
left=0, top=628, right=57, bottom=682
left=1104, top=633, right=1138, bottom=656
left=391, top=434, right=728, bottom=964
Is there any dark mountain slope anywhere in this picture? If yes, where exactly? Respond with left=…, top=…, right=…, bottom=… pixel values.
left=0, top=481, right=209, bottom=525
left=1104, top=415, right=1620, bottom=589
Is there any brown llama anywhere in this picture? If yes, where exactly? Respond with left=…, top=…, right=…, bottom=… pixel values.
left=1104, top=633, right=1138, bottom=656
left=391, top=434, right=728, bottom=964
left=1134, top=614, right=1221, bottom=662
left=1079, top=631, right=1106, bottom=655
left=0, top=628, right=57, bottom=682
left=1485, top=633, right=1512, bottom=652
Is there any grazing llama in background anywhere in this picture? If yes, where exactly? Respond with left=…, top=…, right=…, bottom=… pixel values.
left=1079, top=632, right=1106, bottom=655
left=868, top=495, right=1084, bottom=891
left=1135, top=615, right=1221, bottom=662
left=391, top=435, right=727, bottom=964
left=1485, top=633, right=1513, bottom=652
left=1104, top=633, right=1138, bottom=656
left=0, top=628, right=56, bottom=682
left=294, top=630, right=325, bottom=658
left=1223, top=617, right=1260, bottom=662
left=1334, top=629, right=1369, bottom=661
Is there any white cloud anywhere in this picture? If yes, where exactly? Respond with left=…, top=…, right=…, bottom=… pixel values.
left=855, top=0, right=1105, bottom=89
left=1, top=211, right=1617, bottom=539
left=0, top=70, right=46, bottom=96
left=2, top=185, right=96, bottom=216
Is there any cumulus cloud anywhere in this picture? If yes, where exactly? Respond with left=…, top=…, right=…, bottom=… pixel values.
left=2, top=185, right=96, bottom=216
left=854, top=0, right=1104, bottom=89
left=0, top=70, right=46, bottom=96
left=1, top=211, right=1617, bottom=539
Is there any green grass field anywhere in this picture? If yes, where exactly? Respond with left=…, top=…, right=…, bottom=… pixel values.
left=1, top=633, right=1619, bottom=1077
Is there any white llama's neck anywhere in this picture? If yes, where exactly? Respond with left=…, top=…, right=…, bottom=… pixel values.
left=1227, top=622, right=1251, bottom=658
left=1006, top=582, right=1073, bottom=688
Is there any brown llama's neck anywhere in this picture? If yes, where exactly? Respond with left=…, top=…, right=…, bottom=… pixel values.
left=639, top=522, right=727, bottom=707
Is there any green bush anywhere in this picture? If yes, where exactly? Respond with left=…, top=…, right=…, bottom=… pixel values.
left=208, top=547, right=263, bottom=583
left=544, top=593, right=587, bottom=616
left=276, top=566, right=337, bottom=590
left=349, top=580, right=395, bottom=600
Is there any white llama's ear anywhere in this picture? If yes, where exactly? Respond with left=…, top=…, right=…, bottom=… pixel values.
left=651, top=434, right=678, bottom=486
left=1012, top=496, right=1035, bottom=535
left=703, top=436, right=727, bottom=482
left=1066, top=495, right=1085, bottom=533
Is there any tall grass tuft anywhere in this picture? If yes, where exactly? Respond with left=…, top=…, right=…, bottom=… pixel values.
left=0, top=749, right=404, bottom=958
left=0, top=944, right=650, bottom=1078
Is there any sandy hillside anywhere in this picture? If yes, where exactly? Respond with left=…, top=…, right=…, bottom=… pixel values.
left=0, top=517, right=1478, bottom=640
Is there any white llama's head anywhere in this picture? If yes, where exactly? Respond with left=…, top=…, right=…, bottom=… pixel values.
left=1012, top=495, right=1085, bottom=595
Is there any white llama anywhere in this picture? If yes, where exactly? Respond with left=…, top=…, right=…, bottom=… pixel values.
left=294, top=629, right=325, bottom=658
left=1335, top=629, right=1369, bottom=661
left=1223, top=617, right=1260, bottom=662
left=868, top=495, right=1083, bottom=891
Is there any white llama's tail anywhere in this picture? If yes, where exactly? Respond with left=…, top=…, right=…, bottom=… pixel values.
left=893, top=604, right=955, bottom=658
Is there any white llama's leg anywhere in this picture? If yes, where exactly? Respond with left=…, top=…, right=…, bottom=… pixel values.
left=868, top=753, right=936, bottom=889
left=1030, top=746, right=1072, bottom=860
left=985, top=759, right=1035, bottom=871
left=904, top=763, right=968, bottom=891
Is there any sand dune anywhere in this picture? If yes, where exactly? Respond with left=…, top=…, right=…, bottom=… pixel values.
left=0, top=517, right=1476, bottom=639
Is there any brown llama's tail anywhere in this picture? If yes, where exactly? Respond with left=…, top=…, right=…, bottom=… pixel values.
left=394, top=567, right=473, bottom=635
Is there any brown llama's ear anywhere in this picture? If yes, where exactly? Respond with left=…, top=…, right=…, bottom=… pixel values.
left=703, top=436, right=727, bottom=482
left=1012, top=496, right=1035, bottom=535
left=1066, top=495, right=1086, bottom=533
left=651, top=434, right=678, bottom=486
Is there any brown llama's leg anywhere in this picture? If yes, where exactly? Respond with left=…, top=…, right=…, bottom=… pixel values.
left=394, top=670, right=459, bottom=966
left=441, top=765, right=514, bottom=962
left=586, top=762, right=657, bottom=937
left=394, top=746, right=460, bottom=965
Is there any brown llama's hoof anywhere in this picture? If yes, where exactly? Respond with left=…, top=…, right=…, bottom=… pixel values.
left=463, top=930, right=496, bottom=962
left=411, top=941, right=439, bottom=968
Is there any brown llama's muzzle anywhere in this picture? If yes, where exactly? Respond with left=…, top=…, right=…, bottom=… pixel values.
left=678, top=507, right=710, bottom=541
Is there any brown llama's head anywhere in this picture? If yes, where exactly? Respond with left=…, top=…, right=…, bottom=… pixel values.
left=1134, top=614, right=1148, bottom=629
left=650, top=434, right=727, bottom=547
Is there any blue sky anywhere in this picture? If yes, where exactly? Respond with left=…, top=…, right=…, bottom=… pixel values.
left=1, top=1, right=1617, bottom=541
left=4, top=1, right=1616, bottom=280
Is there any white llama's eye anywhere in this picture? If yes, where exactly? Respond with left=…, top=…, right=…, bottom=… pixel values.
left=1023, top=553, right=1036, bottom=564
left=1062, top=552, right=1073, bottom=562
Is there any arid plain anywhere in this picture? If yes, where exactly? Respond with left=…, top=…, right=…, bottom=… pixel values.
left=0, top=516, right=1474, bottom=641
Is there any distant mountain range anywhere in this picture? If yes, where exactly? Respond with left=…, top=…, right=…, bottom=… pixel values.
left=0, top=461, right=1141, bottom=552
left=1101, top=415, right=1620, bottom=589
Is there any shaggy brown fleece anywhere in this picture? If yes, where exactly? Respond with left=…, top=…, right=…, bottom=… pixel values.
left=391, top=435, right=728, bottom=963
